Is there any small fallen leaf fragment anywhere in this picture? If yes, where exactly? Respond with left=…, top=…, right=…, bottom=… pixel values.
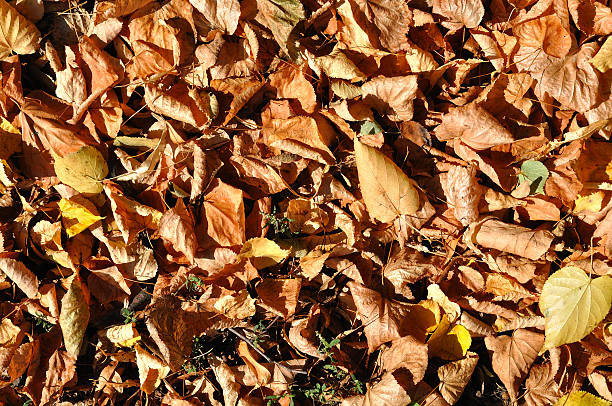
left=354, top=137, right=419, bottom=223
left=360, top=370, right=413, bottom=406
left=484, top=329, right=543, bottom=401
left=0, top=0, right=41, bottom=59
left=513, top=14, right=571, bottom=58
left=574, top=191, right=605, bottom=213
left=59, top=197, right=103, bottom=237
left=438, top=352, right=479, bottom=404
left=54, top=146, right=108, bottom=195
left=256, top=278, right=301, bottom=319
left=59, top=275, right=90, bottom=356
left=539, top=266, right=612, bottom=352
left=485, top=273, right=534, bottom=301
left=238, top=237, right=289, bottom=269
left=0, top=258, right=39, bottom=298
left=523, top=363, right=561, bottom=406
left=590, top=36, right=612, bottom=73
left=553, top=391, right=611, bottom=406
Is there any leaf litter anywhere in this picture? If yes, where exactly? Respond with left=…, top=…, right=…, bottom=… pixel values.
left=0, top=0, right=611, bottom=405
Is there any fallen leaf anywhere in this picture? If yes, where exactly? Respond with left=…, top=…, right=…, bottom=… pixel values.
left=485, top=329, right=544, bottom=401
left=433, top=0, right=484, bottom=29
left=539, top=266, right=612, bottom=352
left=590, top=36, right=612, bottom=73
left=428, top=315, right=472, bottom=361
left=0, top=0, right=41, bottom=59
left=159, top=199, right=197, bottom=263
left=54, top=146, right=108, bottom=195
left=238, top=237, right=290, bottom=269
left=553, top=391, right=611, bottom=406
left=0, top=258, right=39, bottom=299
left=354, top=137, right=419, bottom=222
left=59, top=275, right=90, bottom=357
left=438, top=352, right=479, bottom=404
left=59, top=196, right=103, bottom=237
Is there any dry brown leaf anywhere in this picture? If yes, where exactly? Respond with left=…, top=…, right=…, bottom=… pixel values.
left=444, top=164, right=481, bottom=226
left=438, top=352, right=479, bottom=404
left=361, top=76, right=418, bottom=121
left=354, top=138, right=419, bottom=223
left=523, top=362, right=562, bottom=406
left=204, top=179, right=246, bottom=247
left=159, top=199, right=197, bottom=264
left=380, top=336, right=428, bottom=385
left=190, top=0, right=240, bottom=34
left=534, top=43, right=603, bottom=113
left=256, top=278, right=301, bottom=319
left=513, top=14, right=572, bottom=58
left=349, top=281, right=438, bottom=352
left=0, top=0, right=40, bottom=59
left=0, top=258, right=39, bottom=299
left=467, top=218, right=554, bottom=260
left=435, top=103, right=515, bottom=150
left=433, top=0, right=484, bottom=29
left=485, top=329, right=544, bottom=402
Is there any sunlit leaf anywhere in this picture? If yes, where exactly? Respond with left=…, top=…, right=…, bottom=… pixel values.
left=354, top=137, right=419, bottom=223
left=539, top=266, right=612, bottom=352
left=54, top=146, right=108, bottom=195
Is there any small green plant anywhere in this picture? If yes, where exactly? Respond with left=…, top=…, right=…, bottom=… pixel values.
left=262, top=207, right=296, bottom=239
left=183, top=335, right=209, bottom=373
left=32, top=312, right=53, bottom=333
left=265, top=392, right=295, bottom=406
left=120, top=308, right=137, bottom=324
left=186, top=275, right=205, bottom=292
left=252, top=320, right=267, bottom=349
left=304, top=383, right=337, bottom=404
left=316, top=332, right=364, bottom=396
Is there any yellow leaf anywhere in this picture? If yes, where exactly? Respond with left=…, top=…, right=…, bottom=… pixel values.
left=539, top=266, right=612, bottom=353
left=135, top=344, right=169, bottom=394
left=590, top=36, right=612, bottom=73
left=428, top=315, right=472, bottom=360
left=59, top=197, right=104, bottom=237
left=574, top=191, right=605, bottom=213
left=354, top=137, right=419, bottom=223
left=0, top=117, right=20, bottom=134
left=0, top=0, right=41, bottom=59
left=59, top=275, right=90, bottom=356
left=553, top=391, right=611, bottom=406
left=54, top=146, right=108, bottom=195
left=237, top=237, right=289, bottom=269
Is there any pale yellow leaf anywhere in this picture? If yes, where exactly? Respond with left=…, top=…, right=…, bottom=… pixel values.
left=54, top=146, right=108, bottom=195
left=354, top=137, right=419, bottom=223
left=590, top=36, right=612, bottom=73
left=539, top=266, right=612, bottom=352
left=0, top=0, right=41, bottom=59
left=553, top=391, right=611, bottom=406
left=59, top=275, right=90, bottom=356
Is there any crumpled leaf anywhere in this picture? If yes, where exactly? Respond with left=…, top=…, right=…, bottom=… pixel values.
left=539, top=266, right=612, bottom=352
left=53, top=146, right=108, bottom=195
left=354, top=137, right=419, bottom=223
left=59, top=275, right=90, bottom=357
left=0, top=0, right=41, bottom=59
